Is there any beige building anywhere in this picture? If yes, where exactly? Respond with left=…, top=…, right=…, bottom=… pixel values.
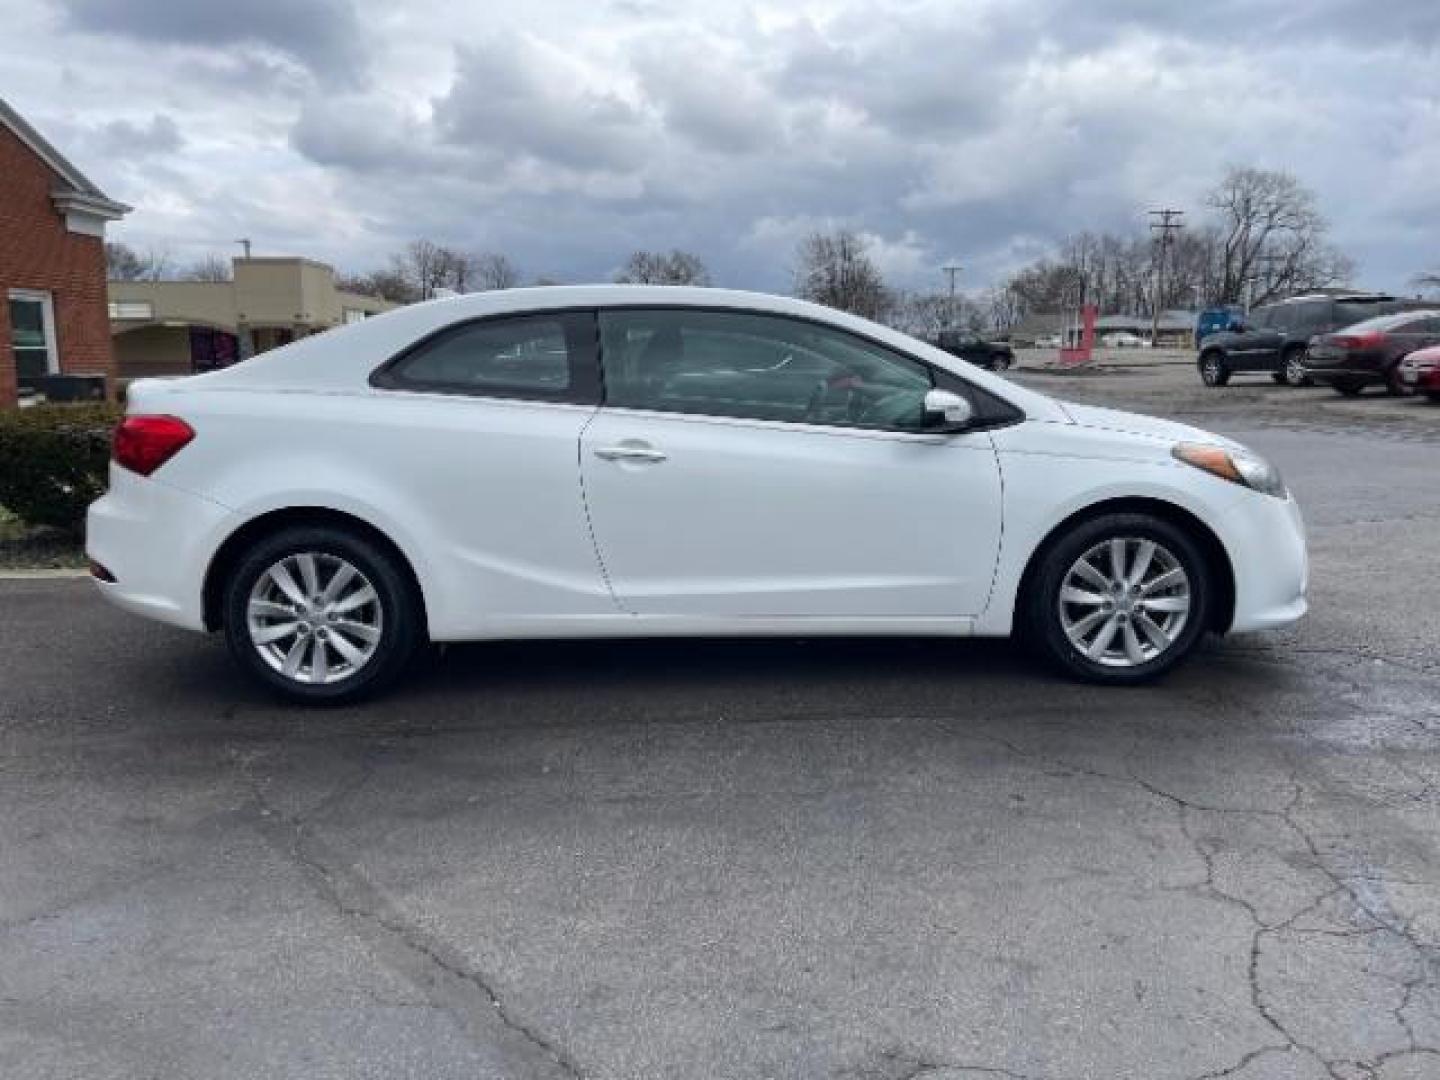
left=109, top=256, right=396, bottom=380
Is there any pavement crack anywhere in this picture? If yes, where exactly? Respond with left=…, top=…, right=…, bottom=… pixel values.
left=233, top=764, right=584, bottom=1079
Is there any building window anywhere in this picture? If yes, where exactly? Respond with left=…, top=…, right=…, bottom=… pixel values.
left=8, top=290, right=59, bottom=378
left=108, top=300, right=154, bottom=320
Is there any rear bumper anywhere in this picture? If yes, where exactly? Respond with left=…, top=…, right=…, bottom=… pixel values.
left=86, top=467, right=235, bottom=632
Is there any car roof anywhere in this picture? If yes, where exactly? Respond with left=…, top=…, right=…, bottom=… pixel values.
left=171, top=285, right=1066, bottom=420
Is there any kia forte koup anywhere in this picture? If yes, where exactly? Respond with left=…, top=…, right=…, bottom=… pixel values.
left=87, top=287, right=1307, bottom=702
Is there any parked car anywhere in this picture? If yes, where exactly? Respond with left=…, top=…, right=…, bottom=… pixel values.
left=1102, top=331, right=1148, bottom=348
left=1304, top=310, right=1440, bottom=396
left=87, top=286, right=1307, bottom=702
left=934, top=329, right=1014, bottom=371
left=1396, top=345, right=1440, bottom=401
left=1196, top=293, right=1424, bottom=388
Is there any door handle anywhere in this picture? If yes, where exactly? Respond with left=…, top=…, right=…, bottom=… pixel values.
left=594, top=444, right=668, bottom=463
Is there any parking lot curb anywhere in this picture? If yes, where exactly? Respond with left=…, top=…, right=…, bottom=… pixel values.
left=0, top=568, right=90, bottom=580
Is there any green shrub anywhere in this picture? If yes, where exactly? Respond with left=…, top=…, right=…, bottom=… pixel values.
left=0, top=403, right=122, bottom=536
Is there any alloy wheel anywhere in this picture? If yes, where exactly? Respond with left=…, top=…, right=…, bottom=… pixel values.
left=1284, top=351, right=1309, bottom=386
left=1057, top=537, right=1192, bottom=668
left=246, top=552, right=384, bottom=685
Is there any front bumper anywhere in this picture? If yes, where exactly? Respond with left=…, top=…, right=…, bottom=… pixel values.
left=1222, top=489, right=1308, bottom=633
left=86, top=466, right=235, bottom=632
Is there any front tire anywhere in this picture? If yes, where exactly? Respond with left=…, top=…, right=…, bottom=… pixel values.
left=1199, top=352, right=1230, bottom=387
left=1023, top=514, right=1212, bottom=685
left=222, top=526, right=422, bottom=704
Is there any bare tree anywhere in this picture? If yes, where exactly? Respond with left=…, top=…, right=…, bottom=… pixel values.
left=615, top=250, right=711, bottom=286
left=792, top=230, right=890, bottom=320
left=179, top=253, right=232, bottom=282
left=465, top=252, right=521, bottom=291
left=337, top=268, right=420, bottom=304
left=104, top=242, right=171, bottom=281
left=1206, top=166, right=1353, bottom=306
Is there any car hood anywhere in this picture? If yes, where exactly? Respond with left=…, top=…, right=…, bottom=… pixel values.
left=1056, top=400, right=1244, bottom=451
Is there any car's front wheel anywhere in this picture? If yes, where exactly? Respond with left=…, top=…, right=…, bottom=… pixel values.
left=222, top=526, right=422, bottom=703
left=1024, top=513, right=1212, bottom=685
left=1199, top=352, right=1230, bottom=387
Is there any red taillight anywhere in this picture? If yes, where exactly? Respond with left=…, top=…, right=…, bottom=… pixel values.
left=1332, top=331, right=1387, bottom=350
left=112, top=415, right=195, bottom=476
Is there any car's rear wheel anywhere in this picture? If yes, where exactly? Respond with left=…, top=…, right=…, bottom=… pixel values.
left=1199, top=352, right=1230, bottom=387
left=1333, top=378, right=1365, bottom=397
left=1386, top=365, right=1416, bottom=397
left=1024, top=513, right=1211, bottom=685
left=222, top=526, right=422, bottom=703
left=1281, top=347, right=1312, bottom=387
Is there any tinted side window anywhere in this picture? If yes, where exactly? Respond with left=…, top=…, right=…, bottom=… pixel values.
left=599, top=309, right=934, bottom=431
left=377, top=312, right=599, bottom=402
left=1248, top=307, right=1275, bottom=330
left=1288, top=302, right=1329, bottom=332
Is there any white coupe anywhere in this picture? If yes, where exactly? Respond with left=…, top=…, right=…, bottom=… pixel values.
left=88, top=287, right=1307, bottom=702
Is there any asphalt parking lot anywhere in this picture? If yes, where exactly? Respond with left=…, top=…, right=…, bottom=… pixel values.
left=3, top=363, right=1438, bottom=1079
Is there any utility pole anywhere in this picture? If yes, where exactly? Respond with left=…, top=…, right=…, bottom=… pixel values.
left=235, top=238, right=252, bottom=259
left=942, top=264, right=962, bottom=330
left=1148, top=209, right=1184, bottom=343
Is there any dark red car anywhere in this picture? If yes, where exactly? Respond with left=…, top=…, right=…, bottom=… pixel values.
left=1397, top=345, right=1440, bottom=402
left=1304, top=310, right=1440, bottom=396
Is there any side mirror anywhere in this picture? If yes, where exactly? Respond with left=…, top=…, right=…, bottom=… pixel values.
left=922, top=388, right=974, bottom=432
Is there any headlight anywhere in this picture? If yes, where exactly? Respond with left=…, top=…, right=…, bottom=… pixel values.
left=1172, top=442, right=1287, bottom=499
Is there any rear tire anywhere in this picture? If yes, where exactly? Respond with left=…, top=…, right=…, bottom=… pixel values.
left=1199, top=352, right=1230, bottom=387
left=1281, top=347, right=1311, bottom=387
left=1023, top=513, right=1212, bottom=685
left=222, top=526, right=422, bottom=704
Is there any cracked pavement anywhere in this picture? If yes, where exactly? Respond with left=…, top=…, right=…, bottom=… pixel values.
left=2, top=368, right=1438, bottom=1079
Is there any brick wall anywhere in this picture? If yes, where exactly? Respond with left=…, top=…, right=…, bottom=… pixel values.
left=0, top=124, right=117, bottom=408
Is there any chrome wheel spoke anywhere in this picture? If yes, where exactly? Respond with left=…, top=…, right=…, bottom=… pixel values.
left=267, top=563, right=308, bottom=607
left=1121, top=621, right=1146, bottom=665
left=281, top=636, right=308, bottom=678
left=1072, top=559, right=1111, bottom=591
left=1127, top=540, right=1156, bottom=586
left=248, top=599, right=294, bottom=620
left=311, top=636, right=329, bottom=683
left=296, top=553, right=321, bottom=598
left=1066, top=608, right=1110, bottom=640
left=1136, top=611, right=1172, bottom=651
left=330, top=584, right=378, bottom=615
left=1086, top=615, right=1121, bottom=658
left=252, top=621, right=301, bottom=645
left=1060, top=586, right=1106, bottom=606
left=1139, top=594, right=1189, bottom=614
left=331, top=618, right=380, bottom=644
left=320, top=563, right=357, bottom=606
left=1108, top=538, right=1127, bottom=582
left=1141, top=568, right=1185, bottom=596
left=327, top=629, right=368, bottom=666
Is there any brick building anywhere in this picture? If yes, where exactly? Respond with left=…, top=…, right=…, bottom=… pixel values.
left=1, top=96, right=129, bottom=408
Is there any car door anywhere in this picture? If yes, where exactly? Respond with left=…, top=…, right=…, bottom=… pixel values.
left=367, top=309, right=614, bottom=626
left=580, top=307, right=1004, bottom=619
left=1239, top=305, right=1291, bottom=370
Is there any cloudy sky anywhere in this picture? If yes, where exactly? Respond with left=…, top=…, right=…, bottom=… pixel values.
left=4, top=0, right=1438, bottom=293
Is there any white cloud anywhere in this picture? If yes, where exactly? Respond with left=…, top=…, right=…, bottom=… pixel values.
left=2, top=0, right=1436, bottom=291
